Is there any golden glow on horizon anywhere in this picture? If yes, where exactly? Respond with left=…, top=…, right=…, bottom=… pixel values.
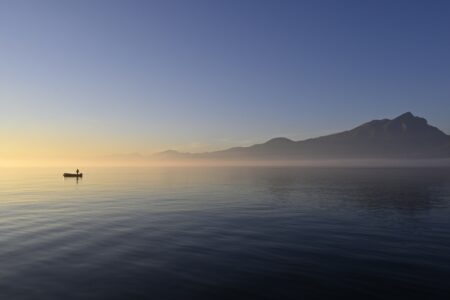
left=0, top=130, right=237, bottom=166
left=1, top=124, right=261, bottom=166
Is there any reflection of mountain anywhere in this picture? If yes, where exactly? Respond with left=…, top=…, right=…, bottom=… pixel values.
left=328, top=168, right=449, bottom=215
left=258, top=168, right=449, bottom=215
left=154, top=112, right=450, bottom=160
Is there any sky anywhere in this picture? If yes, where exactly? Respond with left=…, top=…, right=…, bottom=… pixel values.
left=1, top=0, right=450, bottom=163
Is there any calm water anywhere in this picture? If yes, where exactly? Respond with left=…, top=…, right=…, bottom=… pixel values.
left=1, top=167, right=450, bottom=299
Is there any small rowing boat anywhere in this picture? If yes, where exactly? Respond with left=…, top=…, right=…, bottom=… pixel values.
left=63, top=173, right=83, bottom=178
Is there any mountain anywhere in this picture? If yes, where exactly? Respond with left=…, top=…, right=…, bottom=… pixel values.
left=153, top=112, right=450, bottom=160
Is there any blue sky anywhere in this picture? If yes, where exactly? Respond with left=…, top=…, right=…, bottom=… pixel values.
left=1, top=0, right=450, bottom=157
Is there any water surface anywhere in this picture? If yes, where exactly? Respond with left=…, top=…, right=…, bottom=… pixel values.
left=1, top=167, right=450, bottom=299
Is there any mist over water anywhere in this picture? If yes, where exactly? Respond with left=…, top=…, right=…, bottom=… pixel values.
left=1, top=167, right=450, bottom=299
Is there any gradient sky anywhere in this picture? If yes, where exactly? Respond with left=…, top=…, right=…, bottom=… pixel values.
left=1, top=0, right=450, bottom=161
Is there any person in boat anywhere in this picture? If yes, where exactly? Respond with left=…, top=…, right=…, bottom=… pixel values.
left=76, top=169, right=80, bottom=175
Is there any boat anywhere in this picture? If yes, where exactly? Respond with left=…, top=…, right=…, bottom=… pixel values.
left=63, top=173, right=83, bottom=178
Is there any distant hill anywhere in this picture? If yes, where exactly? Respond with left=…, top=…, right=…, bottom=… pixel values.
left=153, top=112, right=450, bottom=160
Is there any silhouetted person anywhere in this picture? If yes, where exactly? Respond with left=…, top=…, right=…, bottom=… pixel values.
left=76, top=169, right=79, bottom=175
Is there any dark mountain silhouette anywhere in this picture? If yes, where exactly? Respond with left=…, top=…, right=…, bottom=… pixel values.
left=153, top=112, right=450, bottom=160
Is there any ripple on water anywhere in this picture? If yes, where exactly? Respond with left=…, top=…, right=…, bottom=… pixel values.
left=0, top=167, right=450, bottom=299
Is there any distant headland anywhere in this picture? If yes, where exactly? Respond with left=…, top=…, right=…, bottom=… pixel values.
left=150, top=112, right=450, bottom=162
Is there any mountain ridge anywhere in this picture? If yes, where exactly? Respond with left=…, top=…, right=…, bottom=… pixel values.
left=152, top=112, right=450, bottom=160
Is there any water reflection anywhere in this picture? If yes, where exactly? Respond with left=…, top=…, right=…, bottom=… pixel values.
left=63, top=176, right=82, bottom=184
left=259, top=168, right=450, bottom=215
left=0, top=167, right=449, bottom=299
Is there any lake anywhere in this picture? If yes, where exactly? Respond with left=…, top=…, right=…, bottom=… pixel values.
left=1, top=167, right=450, bottom=299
